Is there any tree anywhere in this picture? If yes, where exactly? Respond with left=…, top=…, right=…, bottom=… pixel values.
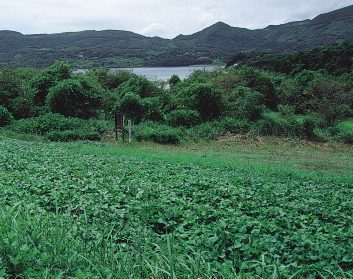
left=235, top=67, right=278, bottom=109
left=169, top=75, right=181, bottom=87
left=278, top=70, right=326, bottom=113
left=31, top=61, right=71, bottom=106
left=116, top=76, right=158, bottom=98
left=309, top=80, right=353, bottom=125
left=89, top=68, right=136, bottom=90
left=115, top=92, right=144, bottom=123
left=0, top=66, right=22, bottom=110
left=46, top=77, right=102, bottom=119
left=166, top=109, right=201, bottom=127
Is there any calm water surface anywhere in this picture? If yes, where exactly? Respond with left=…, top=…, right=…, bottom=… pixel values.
left=112, top=65, right=218, bottom=80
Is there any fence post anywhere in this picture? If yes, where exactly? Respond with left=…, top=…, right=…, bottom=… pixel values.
left=128, top=120, right=132, bottom=143
left=115, top=113, right=125, bottom=141
left=122, top=115, right=125, bottom=141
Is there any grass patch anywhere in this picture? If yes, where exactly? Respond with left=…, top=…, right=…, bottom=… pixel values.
left=0, top=136, right=352, bottom=278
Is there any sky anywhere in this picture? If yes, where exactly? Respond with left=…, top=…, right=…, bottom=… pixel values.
left=0, top=0, right=352, bottom=38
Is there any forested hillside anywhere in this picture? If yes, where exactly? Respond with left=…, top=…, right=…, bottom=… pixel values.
left=0, top=5, right=352, bottom=67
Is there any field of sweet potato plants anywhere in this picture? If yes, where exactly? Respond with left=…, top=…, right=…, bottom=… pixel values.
left=0, top=136, right=352, bottom=278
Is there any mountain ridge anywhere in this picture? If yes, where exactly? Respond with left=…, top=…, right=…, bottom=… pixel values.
left=0, top=5, right=352, bottom=68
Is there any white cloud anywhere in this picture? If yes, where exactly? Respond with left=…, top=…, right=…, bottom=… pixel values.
left=0, top=0, right=351, bottom=38
left=140, top=23, right=166, bottom=37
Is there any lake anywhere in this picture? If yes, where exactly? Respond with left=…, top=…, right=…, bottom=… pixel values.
left=109, top=65, right=218, bottom=81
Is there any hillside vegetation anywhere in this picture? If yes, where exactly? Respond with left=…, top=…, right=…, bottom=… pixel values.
left=0, top=5, right=352, bottom=67
left=1, top=43, right=353, bottom=145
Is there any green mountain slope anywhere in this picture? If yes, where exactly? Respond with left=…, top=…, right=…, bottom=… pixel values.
left=0, top=5, right=352, bottom=68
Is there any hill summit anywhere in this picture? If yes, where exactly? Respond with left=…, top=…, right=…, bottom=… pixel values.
left=0, top=5, right=352, bottom=67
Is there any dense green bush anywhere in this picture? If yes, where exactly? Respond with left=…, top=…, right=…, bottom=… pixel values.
left=0, top=106, right=13, bottom=126
left=334, top=120, right=353, bottom=144
left=278, top=104, right=295, bottom=116
left=115, top=92, right=144, bottom=123
left=0, top=67, right=23, bottom=111
left=89, top=68, right=137, bottom=90
left=255, top=112, right=304, bottom=137
left=336, top=130, right=353, bottom=144
left=235, top=67, right=278, bottom=109
left=278, top=70, right=326, bottom=113
left=168, top=74, right=182, bottom=87
left=10, top=94, right=36, bottom=119
left=134, top=122, right=182, bottom=144
left=116, top=76, right=159, bottom=98
left=172, top=82, right=223, bottom=120
left=31, top=61, right=71, bottom=106
left=186, top=118, right=251, bottom=141
left=219, top=117, right=251, bottom=134
left=308, top=80, right=353, bottom=125
left=166, top=109, right=201, bottom=127
left=226, top=86, right=264, bottom=120
left=10, top=113, right=109, bottom=138
left=141, top=97, right=163, bottom=122
left=46, top=78, right=103, bottom=119
left=186, top=120, right=225, bottom=141
left=46, top=130, right=101, bottom=142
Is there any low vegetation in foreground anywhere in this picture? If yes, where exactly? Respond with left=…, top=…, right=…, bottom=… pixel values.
left=0, top=136, right=352, bottom=278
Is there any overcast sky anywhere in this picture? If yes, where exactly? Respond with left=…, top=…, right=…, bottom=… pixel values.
left=0, top=0, right=352, bottom=38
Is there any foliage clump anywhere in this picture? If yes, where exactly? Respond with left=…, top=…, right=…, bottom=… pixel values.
left=0, top=106, right=13, bottom=126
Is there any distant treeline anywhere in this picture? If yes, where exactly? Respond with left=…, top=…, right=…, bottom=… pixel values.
left=0, top=43, right=353, bottom=144
left=226, top=43, right=353, bottom=75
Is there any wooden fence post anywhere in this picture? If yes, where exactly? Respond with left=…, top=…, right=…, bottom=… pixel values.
left=128, top=120, right=132, bottom=143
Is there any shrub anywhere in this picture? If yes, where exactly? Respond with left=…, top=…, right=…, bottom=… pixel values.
left=308, top=80, right=353, bottom=125
left=0, top=106, right=13, bottom=126
left=226, top=86, right=264, bottom=120
left=31, top=61, right=71, bottom=106
left=299, top=114, right=326, bottom=140
left=312, top=128, right=333, bottom=142
left=334, top=120, right=353, bottom=144
left=10, top=113, right=109, bottom=139
left=166, top=109, right=201, bottom=127
left=46, top=78, right=103, bottom=119
left=115, top=92, right=144, bottom=123
left=235, top=67, right=278, bottom=109
left=141, top=97, right=163, bottom=122
left=89, top=68, right=136, bottom=90
left=278, top=104, right=295, bottom=116
left=218, top=117, right=251, bottom=134
left=337, top=130, right=353, bottom=144
left=11, top=95, right=36, bottom=119
left=134, top=122, right=182, bottom=144
left=116, top=76, right=158, bottom=98
left=174, top=82, right=223, bottom=120
left=278, top=70, right=326, bottom=113
left=46, top=130, right=101, bottom=142
left=186, top=118, right=251, bottom=141
left=169, top=75, right=181, bottom=87
left=254, top=112, right=304, bottom=137
left=0, top=67, right=23, bottom=110
left=186, top=120, right=226, bottom=141
left=11, top=113, right=83, bottom=135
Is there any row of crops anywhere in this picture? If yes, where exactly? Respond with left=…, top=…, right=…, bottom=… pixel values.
left=0, top=137, right=352, bottom=278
